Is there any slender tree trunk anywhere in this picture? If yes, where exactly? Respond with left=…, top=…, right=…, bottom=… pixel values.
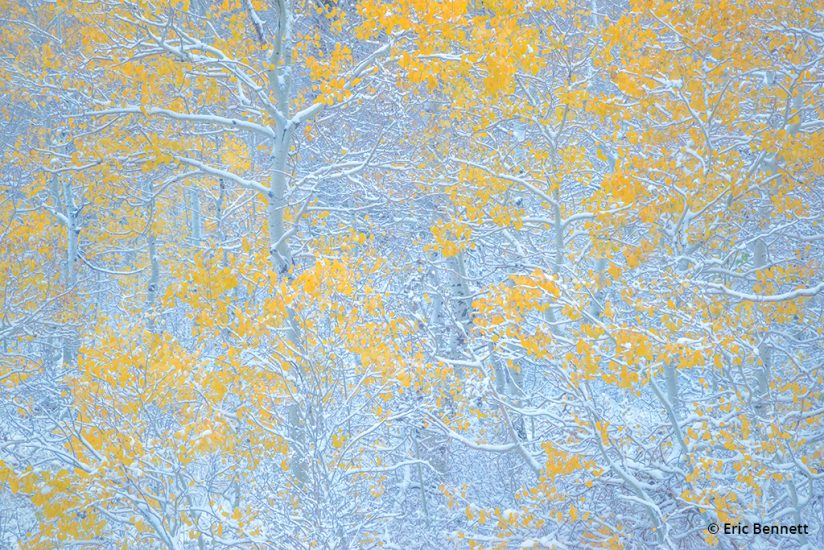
left=190, top=187, right=201, bottom=247
left=753, top=192, right=772, bottom=417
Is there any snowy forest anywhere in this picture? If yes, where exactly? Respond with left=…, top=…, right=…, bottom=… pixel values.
left=0, top=0, right=822, bottom=548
